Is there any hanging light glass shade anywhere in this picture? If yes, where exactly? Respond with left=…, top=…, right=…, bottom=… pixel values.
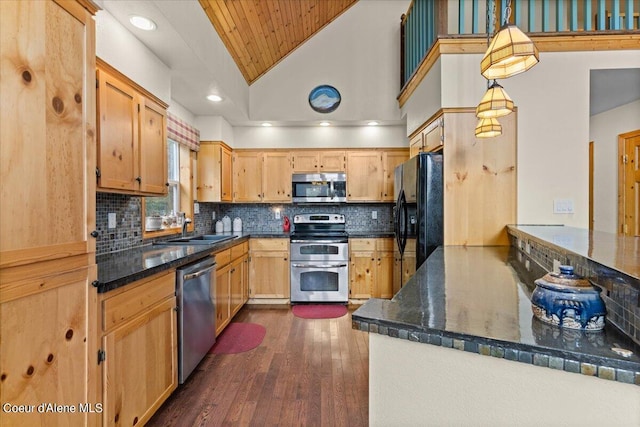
left=475, top=118, right=502, bottom=138
left=475, top=80, right=514, bottom=119
left=481, top=23, right=539, bottom=80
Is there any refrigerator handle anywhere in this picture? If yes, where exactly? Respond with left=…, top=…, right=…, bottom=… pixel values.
left=400, top=190, right=408, bottom=254
left=394, top=190, right=402, bottom=253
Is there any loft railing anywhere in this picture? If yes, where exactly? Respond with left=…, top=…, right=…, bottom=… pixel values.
left=401, top=0, right=640, bottom=88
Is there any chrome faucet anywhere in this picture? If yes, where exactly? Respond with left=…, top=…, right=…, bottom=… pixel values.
left=181, top=213, right=192, bottom=237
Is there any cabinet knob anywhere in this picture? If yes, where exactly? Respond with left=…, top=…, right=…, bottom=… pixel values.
left=90, top=230, right=99, bottom=238
left=165, top=182, right=169, bottom=187
left=135, top=176, right=142, bottom=183
left=91, top=280, right=99, bottom=288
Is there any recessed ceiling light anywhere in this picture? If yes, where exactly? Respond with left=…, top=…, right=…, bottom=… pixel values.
left=261, top=122, right=272, bottom=127
left=206, top=94, right=223, bottom=102
left=367, top=121, right=379, bottom=126
left=319, top=122, right=330, bottom=127
left=129, top=15, right=156, bottom=31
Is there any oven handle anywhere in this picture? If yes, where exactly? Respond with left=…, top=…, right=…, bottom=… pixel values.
left=291, top=263, right=348, bottom=269
left=290, top=240, right=348, bottom=244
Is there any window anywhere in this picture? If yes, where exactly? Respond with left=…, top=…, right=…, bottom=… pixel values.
left=143, top=139, right=195, bottom=237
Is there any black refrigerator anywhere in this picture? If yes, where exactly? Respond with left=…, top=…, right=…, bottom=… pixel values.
left=393, top=152, right=443, bottom=289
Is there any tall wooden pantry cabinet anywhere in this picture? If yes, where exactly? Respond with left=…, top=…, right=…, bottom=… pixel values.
left=0, top=1, right=98, bottom=425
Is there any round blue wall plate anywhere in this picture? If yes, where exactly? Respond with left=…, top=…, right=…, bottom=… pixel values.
left=308, top=85, right=341, bottom=113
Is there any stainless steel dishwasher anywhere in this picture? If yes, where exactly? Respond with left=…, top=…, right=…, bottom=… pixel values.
left=176, top=256, right=216, bottom=384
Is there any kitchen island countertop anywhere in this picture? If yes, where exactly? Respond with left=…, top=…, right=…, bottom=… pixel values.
left=353, top=245, right=640, bottom=385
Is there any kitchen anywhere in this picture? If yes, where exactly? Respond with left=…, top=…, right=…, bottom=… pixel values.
left=1, top=0, right=640, bottom=426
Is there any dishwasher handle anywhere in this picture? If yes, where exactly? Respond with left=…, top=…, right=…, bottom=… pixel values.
left=183, top=264, right=216, bottom=281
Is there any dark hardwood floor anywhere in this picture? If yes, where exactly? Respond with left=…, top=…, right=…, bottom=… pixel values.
left=147, top=306, right=369, bottom=427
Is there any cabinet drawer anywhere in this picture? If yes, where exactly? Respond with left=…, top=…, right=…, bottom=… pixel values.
left=376, top=238, right=394, bottom=252
left=230, top=241, right=249, bottom=260
left=350, top=238, right=375, bottom=251
left=250, top=238, right=288, bottom=251
left=215, top=248, right=231, bottom=267
left=102, top=271, right=176, bottom=333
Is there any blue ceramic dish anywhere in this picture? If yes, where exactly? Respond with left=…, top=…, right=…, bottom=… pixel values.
left=531, top=265, right=606, bottom=331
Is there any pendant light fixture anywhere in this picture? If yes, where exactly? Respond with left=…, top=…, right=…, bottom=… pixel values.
left=475, top=117, right=502, bottom=138
left=475, top=80, right=514, bottom=119
left=481, top=0, right=539, bottom=80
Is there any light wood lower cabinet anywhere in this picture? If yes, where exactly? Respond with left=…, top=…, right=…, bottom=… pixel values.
left=249, top=238, right=290, bottom=300
left=393, top=239, right=416, bottom=295
left=349, top=238, right=394, bottom=300
left=99, top=271, right=177, bottom=427
left=214, top=241, right=249, bottom=336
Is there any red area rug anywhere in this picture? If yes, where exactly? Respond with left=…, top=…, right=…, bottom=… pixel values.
left=292, top=304, right=348, bottom=319
left=208, top=322, right=266, bottom=354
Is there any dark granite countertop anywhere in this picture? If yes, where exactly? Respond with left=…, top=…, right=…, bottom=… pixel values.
left=508, top=225, right=639, bottom=280
left=96, top=235, right=250, bottom=293
left=353, top=246, right=640, bottom=385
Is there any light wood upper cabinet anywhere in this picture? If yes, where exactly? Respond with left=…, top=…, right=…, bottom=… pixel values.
left=409, top=132, right=423, bottom=158
left=263, top=152, right=291, bottom=202
left=0, top=2, right=98, bottom=425
left=233, top=151, right=263, bottom=202
left=139, top=97, right=168, bottom=194
left=96, top=59, right=168, bottom=196
left=197, top=141, right=233, bottom=202
left=291, top=150, right=345, bottom=173
left=249, top=239, right=290, bottom=300
left=382, top=150, right=408, bottom=202
left=346, top=151, right=383, bottom=201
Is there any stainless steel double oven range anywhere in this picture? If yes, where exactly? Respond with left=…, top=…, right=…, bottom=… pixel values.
left=290, top=214, right=349, bottom=303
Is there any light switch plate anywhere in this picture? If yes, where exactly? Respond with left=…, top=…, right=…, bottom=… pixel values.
left=194, top=202, right=200, bottom=214
left=371, top=211, right=377, bottom=219
left=108, top=213, right=116, bottom=229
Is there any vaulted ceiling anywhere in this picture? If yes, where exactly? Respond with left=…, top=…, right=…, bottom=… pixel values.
left=198, top=0, right=358, bottom=84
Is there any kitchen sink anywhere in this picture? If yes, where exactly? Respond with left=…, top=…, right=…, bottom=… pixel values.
left=155, top=234, right=239, bottom=245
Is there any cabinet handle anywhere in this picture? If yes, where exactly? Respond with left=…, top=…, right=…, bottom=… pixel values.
left=91, top=280, right=99, bottom=288
left=284, top=257, right=288, bottom=261
left=165, top=182, right=169, bottom=187
left=90, top=230, right=99, bottom=238
left=135, top=176, right=142, bottom=183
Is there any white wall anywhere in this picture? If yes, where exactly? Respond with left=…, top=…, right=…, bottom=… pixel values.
left=195, top=116, right=235, bottom=144
left=590, top=99, right=640, bottom=233
left=370, top=334, right=640, bottom=427
left=95, top=10, right=171, bottom=104
left=231, top=125, right=407, bottom=149
left=249, top=0, right=410, bottom=123
left=404, top=49, right=640, bottom=228
left=167, top=99, right=195, bottom=125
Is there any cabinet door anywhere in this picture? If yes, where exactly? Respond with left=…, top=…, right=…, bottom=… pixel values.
left=263, top=152, right=292, bottom=202
left=138, top=97, right=167, bottom=194
left=320, top=151, right=345, bottom=172
left=215, top=263, right=231, bottom=336
left=382, top=151, right=408, bottom=202
left=220, top=145, right=233, bottom=202
left=97, top=68, right=139, bottom=193
left=233, top=152, right=263, bottom=202
left=103, top=297, right=177, bottom=427
left=409, top=132, right=423, bottom=158
left=291, top=151, right=319, bottom=172
left=249, top=250, right=290, bottom=299
left=197, top=142, right=222, bottom=202
left=346, top=152, right=383, bottom=201
left=422, top=119, right=443, bottom=152
left=1, top=0, right=96, bottom=263
left=0, top=266, right=93, bottom=426
left=375, top=250, right=394, bottom=299
left=350, top=251, right=375, bottom=299
left=230, top=256, right=244, bottom=316
left=242, top=255, right=250, bottom=303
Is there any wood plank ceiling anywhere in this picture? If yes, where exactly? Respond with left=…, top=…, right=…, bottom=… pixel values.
left=199, top=0, right=358, bottom=84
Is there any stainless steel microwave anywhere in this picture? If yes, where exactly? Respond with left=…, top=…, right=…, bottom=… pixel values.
left=291, top=172, right=347, bottom=203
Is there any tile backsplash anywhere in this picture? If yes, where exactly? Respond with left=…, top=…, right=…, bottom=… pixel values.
left=96, top=193, right=394, bottom=255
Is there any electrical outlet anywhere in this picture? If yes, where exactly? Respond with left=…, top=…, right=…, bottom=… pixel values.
left=194, top=202, right=200, bottom=214
left=108, top=213, right=116, bottom=229
left=212, top=211, right=216, bottom=220
left=553, top=259, right=561, bottom=273
left=553, top=198, right=574, bottom=214
left=275, top=210, right=281, bottom=220
left=371, top=211, right=377, bottom=220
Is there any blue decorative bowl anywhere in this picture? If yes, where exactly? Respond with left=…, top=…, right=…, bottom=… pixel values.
left=531, top=265, right=606, bottom=331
